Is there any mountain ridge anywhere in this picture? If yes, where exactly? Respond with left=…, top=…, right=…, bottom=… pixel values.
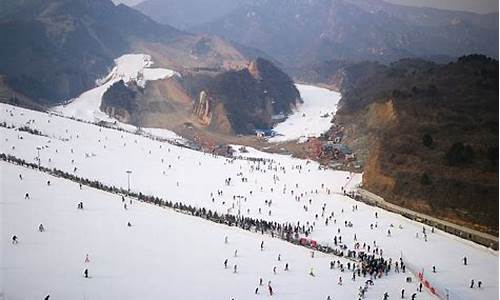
left=135, top=0, right=498, bottom=68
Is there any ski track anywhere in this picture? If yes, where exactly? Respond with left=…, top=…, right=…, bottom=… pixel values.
left=269, top=84, right=341, bottom=142
left=0, top=102, right=497, bottom=299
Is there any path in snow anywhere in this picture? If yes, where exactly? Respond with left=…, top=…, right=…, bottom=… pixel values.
left=269, top=84, right=341, bottom=142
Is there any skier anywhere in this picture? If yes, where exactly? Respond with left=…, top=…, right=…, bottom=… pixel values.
left=83, top=269, right=89, bottom=278
left=233, top=264, right=238, bottom=273
left=285, top=263, right=289, bottom=271
left=85, top=254, right=90, bottom=263
left=418, top=282, right=423, bottom=292
left=383, top=292, right=389, bottom=300
left=277, top=254, right=281, bottom=261
left=259, top=278, right=263, bottom=286
left=470, top=279, right=474, bottom=288
left=273, top=266, right=277, bottom=274
left=127, top=222, right=132, bottom=227
left=401, top=289, right=405, bottom=298
left=38, top=224, right=45, bottom=232
left=478, top=281, right=482, bottom=288
left=309, top=267, right=315, bottom=276
left=255, top=287, right=259, bottom=294
left=463, top=256, right=467, bottom=266
left=224, top=236, right=228, bottom=244
left=261, top=241, right=264, bottom=251
left=12, top=235, right=18, bottom=244
left=24, top=193, right=30, bottom=199
left=432, top=266, right=436, bottom=273
left=224, top=259, right=228, bottom=269
left=234, top=249, right=238, bottom=257
left=411, top=293, right=416, bottom=300
left=44, top=295, right=50, bottom=300
left=268, top=284, right=273, bottom=296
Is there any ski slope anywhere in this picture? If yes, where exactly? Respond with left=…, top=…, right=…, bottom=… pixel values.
left=269, top=84, right=341, bottom=142
left=2, top=162, right=423, bottom=300
left=54, top=54, right=178, bottom=123
left=0, top=103, right=498, bottom=300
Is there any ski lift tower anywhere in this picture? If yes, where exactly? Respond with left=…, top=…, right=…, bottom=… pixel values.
left=126, top=170, right=132, bottom=194
left=36, top=146, right=41, bottom=169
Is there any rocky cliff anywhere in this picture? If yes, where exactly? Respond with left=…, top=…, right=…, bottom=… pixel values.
left=185, top=58, right=302, bottom=134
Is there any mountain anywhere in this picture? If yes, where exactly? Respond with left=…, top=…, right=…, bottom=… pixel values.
left=101, top=57, right=302, bottom=135
left=134, top=0, right=244, bottom=30
left=0, top=0, right=254, bottom=105
left=330, top=55, right=498, bottom=234
left=136, top=0, right=498, bottom=68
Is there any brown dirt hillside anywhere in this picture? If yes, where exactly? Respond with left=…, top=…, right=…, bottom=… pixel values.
left=335, top=55, right=499, bottom=235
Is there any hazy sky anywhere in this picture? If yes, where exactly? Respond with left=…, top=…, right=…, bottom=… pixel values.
left=115, top=0, right=499, bottom=14
left=386, top=0, right=498, bottom=14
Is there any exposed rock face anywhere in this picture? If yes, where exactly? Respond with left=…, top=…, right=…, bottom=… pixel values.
left=334, top=55, right=499, bottom=234
left=193, top=91, right=212, bottom=126
left=185, top=58, right=302, bottom=134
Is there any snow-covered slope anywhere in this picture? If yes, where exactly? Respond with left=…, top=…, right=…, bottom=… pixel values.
left=269, top=84, right=341, bottom=142
left=54, top=54, right=178, bottom=123
left=0, top=104, right=498, bottom=300
left=1, top=161, right=425, bottom=299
